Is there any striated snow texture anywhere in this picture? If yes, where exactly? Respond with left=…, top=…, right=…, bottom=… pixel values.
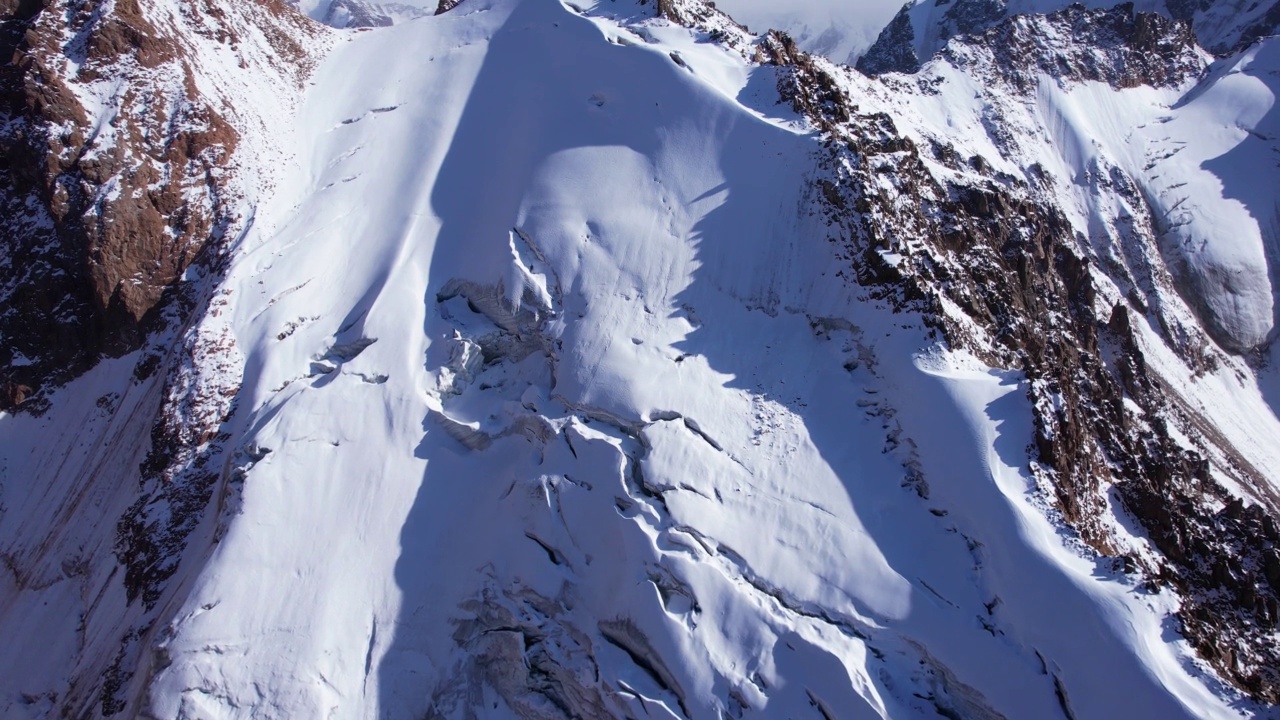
left=135, top=0, right=1275, bottom=717
left=2, top=0, right=1280, bottom=718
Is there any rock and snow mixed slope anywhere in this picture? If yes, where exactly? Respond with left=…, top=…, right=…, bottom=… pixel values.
left=0, top=0, right=328, bottom=715
left=1, top=0, right=1280, bottom=718
left=794, top=0, right=1280, bottom=703
left=780, top=1, right=1280, bottom=701
left=137, top=2, right=1278, bottom=717
left=0, top=0, right=326, bottom=406
left=858, top=0, right=1280, bottom=75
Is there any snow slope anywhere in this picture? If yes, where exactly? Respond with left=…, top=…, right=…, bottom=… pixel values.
left=0, top=1, right=330, bottom=715
left=124, top=0, right=1266, bottom=717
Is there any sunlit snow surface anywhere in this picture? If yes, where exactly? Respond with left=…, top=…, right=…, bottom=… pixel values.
left=57, top=0, right=1272, bottom=717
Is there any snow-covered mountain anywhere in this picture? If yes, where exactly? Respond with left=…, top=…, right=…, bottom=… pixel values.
left=2, top=0, right=1279, bottom=718
left=706, top=0, right=896, bottom=66
left=859, top=0, right=1280, bottom=74
left=290, top=0, right=438, bottom=28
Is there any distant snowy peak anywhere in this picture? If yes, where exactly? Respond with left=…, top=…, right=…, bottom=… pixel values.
left=937, top=3, right=1205, bottom=92
left=290, top=0, right=438, bottom=27
left=1173, top=0, right=1280, bottom=54
left=703, top=5, right=879, bottom=67
left=858, top=0, right=1280, bottom=75
left=321, top=0, right=435, bottom=27
left=298, top=0, right=747, bottom=31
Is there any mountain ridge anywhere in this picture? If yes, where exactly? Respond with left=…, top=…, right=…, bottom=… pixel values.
left=859, top=0, right=1280, bottom=75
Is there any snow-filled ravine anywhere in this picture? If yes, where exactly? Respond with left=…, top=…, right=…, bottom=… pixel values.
left=3, top=0, right=1273, bottom=718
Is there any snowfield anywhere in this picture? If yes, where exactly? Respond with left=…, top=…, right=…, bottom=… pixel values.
left=3, top=0, right=1279, bottom=718
left=137, top=0, right=1270, bottom=717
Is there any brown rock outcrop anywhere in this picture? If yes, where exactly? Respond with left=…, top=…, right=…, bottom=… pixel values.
left=0, top=0, right=312, bottom=408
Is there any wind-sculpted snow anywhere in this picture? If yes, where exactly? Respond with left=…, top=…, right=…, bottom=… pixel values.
left=0, top=0, right=1277, bottom=716
left=123, top=0, right=1267, bottom=717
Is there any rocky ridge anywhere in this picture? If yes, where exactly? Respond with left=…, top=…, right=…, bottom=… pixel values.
left=753, top=4, right=1280, bottom=704
left=858, top=0, right=1280, bottom=76
left=0, top=0, right=323, bottom=411
left=0, top=0, right=329, bottom=715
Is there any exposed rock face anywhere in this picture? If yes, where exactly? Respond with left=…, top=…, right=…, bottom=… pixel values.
left=937, top=3, right=1203, bottom=91
left=0, top=0, right=318, bottom=412
left=435, top=0, right=462, bottom=15
left=859, top=0, right=1280, bottom=77
left=856, top=4, right=919, bottom=76
left=859, top=0, right=1016, bottom=76
left=0, top=0, right=324, bottom=715
left=761, top=5, right=1280, bottom=704
left=3, top=0, right=221, bottom=408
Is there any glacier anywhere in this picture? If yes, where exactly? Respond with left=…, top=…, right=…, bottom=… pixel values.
left=2, top=0, right=1279, bottom=718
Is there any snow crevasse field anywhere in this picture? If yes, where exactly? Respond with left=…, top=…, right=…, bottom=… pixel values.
left=12, top=0, right=1265, bottom=717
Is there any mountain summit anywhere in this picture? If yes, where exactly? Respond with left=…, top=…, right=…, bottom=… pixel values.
left=859, top=0, right=1280, bottom=75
